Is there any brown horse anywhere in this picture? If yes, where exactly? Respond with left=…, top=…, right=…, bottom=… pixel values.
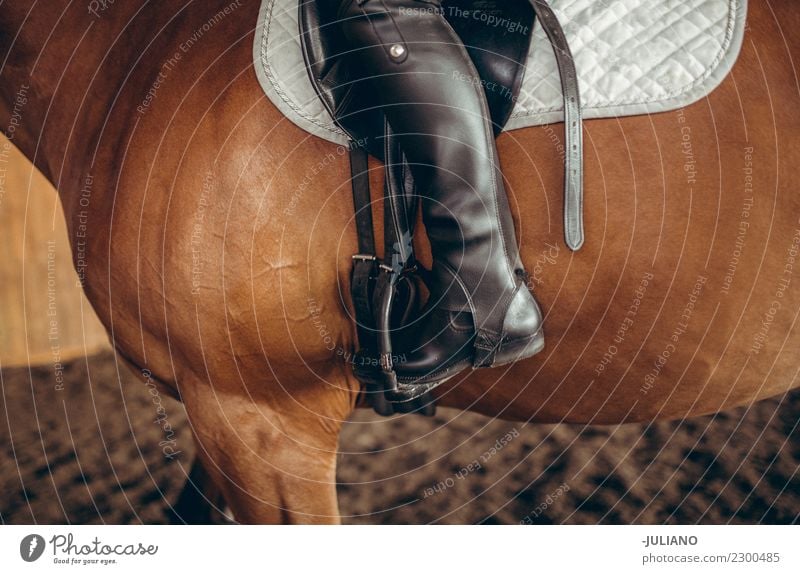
left=1, top=0, right=798, bottom=523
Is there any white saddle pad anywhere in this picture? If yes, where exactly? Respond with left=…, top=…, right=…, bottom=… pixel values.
left=254, top=0, right=747, bottom=145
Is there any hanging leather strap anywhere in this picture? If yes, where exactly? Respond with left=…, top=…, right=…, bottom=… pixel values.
left=349, top=143, right=375, bottom=255
left=348, top=143, right=378, bottom=360
left=531, top=0, right=584, bottom=251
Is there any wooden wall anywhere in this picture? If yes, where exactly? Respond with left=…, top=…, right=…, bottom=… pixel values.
left=0, top=134, right=110, bottom=368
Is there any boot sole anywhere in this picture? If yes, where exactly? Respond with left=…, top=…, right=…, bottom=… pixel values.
left=395, top=358, right=471, bottom=386
left=486, top=328, right=546, bottom=368
left=394, top=329, right=545, bottom=386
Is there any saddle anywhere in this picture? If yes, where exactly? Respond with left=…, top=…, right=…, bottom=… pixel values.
left=299, top=0, right=582, bottom=416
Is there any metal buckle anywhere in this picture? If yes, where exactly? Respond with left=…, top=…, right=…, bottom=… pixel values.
left=378, top=262, right=417, bottom=275
left=352, top=254, right=377, bottom=262
left=379, top=353, right=393, bottom=372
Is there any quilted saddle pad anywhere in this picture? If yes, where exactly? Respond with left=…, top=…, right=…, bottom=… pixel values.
left=254, top=0, right=747, bottom=146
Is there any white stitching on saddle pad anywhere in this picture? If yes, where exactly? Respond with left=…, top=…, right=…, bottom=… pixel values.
left=254, top=0, right=747, bottom=145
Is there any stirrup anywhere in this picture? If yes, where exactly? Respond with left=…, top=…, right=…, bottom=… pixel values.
left=346, top=122, right=441, bottom=416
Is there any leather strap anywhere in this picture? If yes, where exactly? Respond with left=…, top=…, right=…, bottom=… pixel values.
left=347, top=141, right=380, bottom=384
left=348, top=143, right=375, bottom=255
left=530, top=0, right=584, bottom=251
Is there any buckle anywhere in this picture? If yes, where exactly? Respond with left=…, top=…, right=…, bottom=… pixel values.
left=352, top=254, right=377, bottom=262
left=378, top=262, right=417, bottom=275
left=379, top=352, right=393, bottom=372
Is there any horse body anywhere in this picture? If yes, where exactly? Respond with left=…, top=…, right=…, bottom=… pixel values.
left=2, top=0, right=798, bottom=523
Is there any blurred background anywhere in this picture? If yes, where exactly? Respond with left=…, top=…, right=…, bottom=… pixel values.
left=1, top=134, right=798, bottom=524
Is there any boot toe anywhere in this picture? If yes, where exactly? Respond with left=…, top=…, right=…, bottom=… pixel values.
left=501, top=286, right=544, bottom=340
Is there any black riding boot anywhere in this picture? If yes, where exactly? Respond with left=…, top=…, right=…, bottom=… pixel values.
left=338, top=0, right=545, bottom=384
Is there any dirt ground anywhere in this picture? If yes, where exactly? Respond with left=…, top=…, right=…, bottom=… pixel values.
left=1, top=351, right=798, bottom=524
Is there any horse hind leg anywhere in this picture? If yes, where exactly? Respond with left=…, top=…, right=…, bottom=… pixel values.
left=168, top=456, right=230, bottom=524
